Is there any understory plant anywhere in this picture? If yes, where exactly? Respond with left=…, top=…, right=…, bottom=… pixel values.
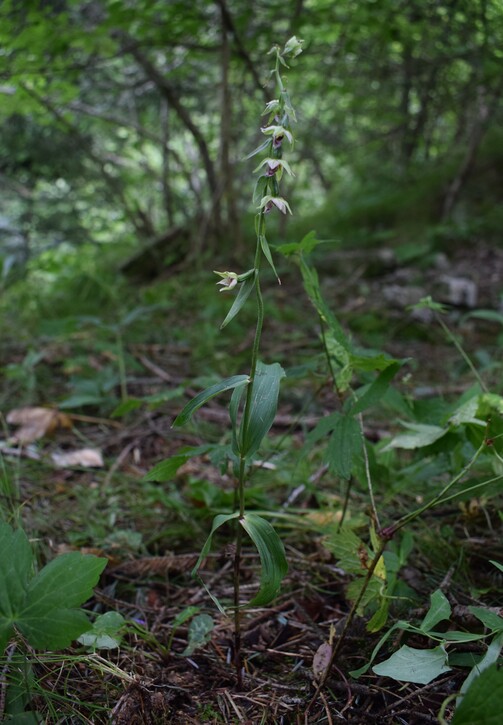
left=276, top=237, right=503, bottom=713
left=147, top=37, right=304, bottom=683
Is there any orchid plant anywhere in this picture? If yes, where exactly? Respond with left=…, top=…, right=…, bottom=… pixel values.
left=163, top=37, right=303, bottom=683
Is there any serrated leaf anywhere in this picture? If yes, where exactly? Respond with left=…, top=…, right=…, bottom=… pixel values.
left=348, top=362, right=402, bottom=415
left=453, top=664, right=503, bottom=724
left=240, top=513, right=288, bottom=606
left=220, top=274, right=256, bottom=329
left=421, top=589, right=451, bottom=632
left=373, top=644, right=451, bottom=684
left=325, top=413, right=362, bottom=479
left=173, top=375, right=249, bottom=427
left=241, top=362, right=285, bottom=457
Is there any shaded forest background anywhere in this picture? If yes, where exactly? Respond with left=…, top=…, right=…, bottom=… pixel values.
left=1, top=0, right=502, bottom=298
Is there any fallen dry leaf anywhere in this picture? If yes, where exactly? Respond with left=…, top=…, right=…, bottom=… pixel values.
left=6, top=407, right=73, bottom=444
left=51, top=448, right=104, bottom=468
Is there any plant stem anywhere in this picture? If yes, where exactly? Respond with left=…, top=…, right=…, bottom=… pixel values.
left=232, top=216, right=265, bottom=685
left=386, top=436, right=487, bottom=535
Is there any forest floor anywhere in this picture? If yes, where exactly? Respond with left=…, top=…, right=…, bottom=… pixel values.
left=1, top=241, right=502, bottom=723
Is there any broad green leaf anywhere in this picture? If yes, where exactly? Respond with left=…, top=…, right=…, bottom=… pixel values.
left=382, top=422, right=447, bottom=450
left=241, top=362, right=285, bottom=457
left=325, top=413, right=362, bottom=479
left=0, top=521, right=32, bottom=617
left=173, top=375, right=249, bottom=427
left=348, top=362, right=402, bottom=415
left=18, top=608, right=93, bottom=650
left=453, top=664, right=503, bottom=724
left=23, top=552, right=107, bottom=614
left=220, top=273, right=256, bottom=329
left=467, top=606, right=503, bottom=632
left=240, top=513, right=288, bottom=606
left=457, top=632, right=503, bottom=708
left=182, top=613, right=214, bottom=656
left=420, top=589, right=451, bottom=632
left=373, top=644, right=451, bottom=684
left=0, top=620, right=14, bottom=655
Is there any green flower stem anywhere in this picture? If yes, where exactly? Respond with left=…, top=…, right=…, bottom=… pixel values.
left=233, top=215, right=265, bottom=684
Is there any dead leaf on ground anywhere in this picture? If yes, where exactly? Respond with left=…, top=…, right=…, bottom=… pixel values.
left=51, top=448, right=104, bottom=468
left=6, top=406, right=73, bottom=444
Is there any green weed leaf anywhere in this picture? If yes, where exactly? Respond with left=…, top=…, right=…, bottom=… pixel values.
left=77, top=611, right=125, bottom=650
left=453, top=664, right=503, bottom=724
left=241, top=362, right=285, bottom=457
left=240, top=513, right=288, bottom=606
left=0, top=523, right=106, bottom=653
left=348, top=362, right=403, bottom=415
left=173, top=375, right=249, bottom=427
left=325, top=413, right=362, bottom=479
left=420, top=589, right=451, bottom=632
left=143, top=445, right=213, bottom=482
left=182, top=613, right=214, bottom=656
left=373, top=644, right=451, bottom=684
left=383, top=422, right=447, bottom=450
left=191, top=513, right=240, bottom=579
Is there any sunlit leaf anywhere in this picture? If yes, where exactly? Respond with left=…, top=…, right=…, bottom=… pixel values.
left=382, top=422, right=447, bottom=450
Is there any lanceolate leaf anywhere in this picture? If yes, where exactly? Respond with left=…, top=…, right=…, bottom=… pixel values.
left=259, top=235, right=280, bottom=283
left=220, top=274, right=256, bottom=329
left=348, top=362, right=403, bottom=415
left=240, top=514, right=288, bottom=606
left=241, top=362, right=285, bottom=457
left=191, top=513, right=240, bottom=579
left=173, top=375, right=249, bottom=427
left=143, top=445, right=214, bottom=482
